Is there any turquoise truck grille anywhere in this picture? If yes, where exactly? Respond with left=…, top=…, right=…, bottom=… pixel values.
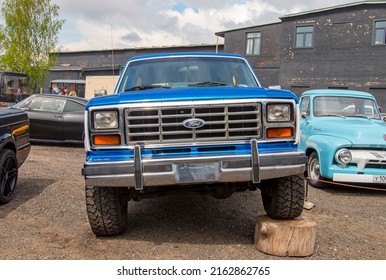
left=125, top=103, right=262, bottom=144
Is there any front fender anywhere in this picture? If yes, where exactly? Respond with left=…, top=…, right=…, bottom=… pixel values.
left=0, top=132, right=14, bottom=150
left=306, top=134, right=352, bottom=179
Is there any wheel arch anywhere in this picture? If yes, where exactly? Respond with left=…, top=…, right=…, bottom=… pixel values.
left=1, top=140, right=17, bottom=155
left=305, top=146, right=318, bottom=157
left=304, top=134, right=348, bottom=179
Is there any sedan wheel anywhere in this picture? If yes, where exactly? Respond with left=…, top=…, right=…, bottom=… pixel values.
left=0, top=150, right=18, bottom=204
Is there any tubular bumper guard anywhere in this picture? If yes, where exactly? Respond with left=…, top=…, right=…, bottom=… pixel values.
left=82, top=140, right=307, bottom=190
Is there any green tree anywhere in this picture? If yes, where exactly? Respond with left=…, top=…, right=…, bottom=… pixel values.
left=0, top=0, right=65, bottom=90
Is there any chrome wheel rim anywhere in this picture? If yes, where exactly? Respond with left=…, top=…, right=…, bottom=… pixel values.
left=309, top=157, right=320, bottom=183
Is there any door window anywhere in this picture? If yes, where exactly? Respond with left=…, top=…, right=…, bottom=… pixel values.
left=29, top=97, right=65, bottom=112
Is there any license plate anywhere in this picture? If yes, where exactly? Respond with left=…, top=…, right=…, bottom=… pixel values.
left=176, top=163, right=219, bottom=183
left=373, top=175, right=386, bottom=182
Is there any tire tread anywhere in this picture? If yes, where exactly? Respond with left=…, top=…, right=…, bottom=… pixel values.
left=261, top=174, right=305, bottom=219
left=85, top=186, right=128, bottom=236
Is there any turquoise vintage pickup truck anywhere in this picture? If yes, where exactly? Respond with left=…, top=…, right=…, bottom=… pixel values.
left=0, top=107, right=30, bottom=204
left=82, top=52, right=307, bottom=236
left=299, top=89, right=386, bottom=188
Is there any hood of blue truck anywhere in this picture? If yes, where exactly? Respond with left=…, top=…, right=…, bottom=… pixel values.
left=86, top=87, right=298, bottom=109
left=308, top=117, right=386, bottom=147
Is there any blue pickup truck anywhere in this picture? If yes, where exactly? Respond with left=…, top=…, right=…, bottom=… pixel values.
left=82, top=53, right=307, bottom=236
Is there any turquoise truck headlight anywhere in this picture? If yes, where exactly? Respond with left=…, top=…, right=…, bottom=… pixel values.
left=93, top=111, right=118, bottom=129
left=267, top=104, right=291, bottom=122
left=335, top=148, right=352, bottom=167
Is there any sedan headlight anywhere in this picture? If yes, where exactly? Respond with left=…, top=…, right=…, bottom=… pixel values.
left=267, top=104, right=291, bottom=122
left=93, top=111, right=118, bottom=129
left=335, top=148, right=352, bottom=167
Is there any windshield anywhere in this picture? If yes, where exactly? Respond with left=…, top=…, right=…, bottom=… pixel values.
left=0, top=73, right=30, bottom=105
left=116, top=56, right=259, bottom=92
left=313, top=96, right=381, bottom=119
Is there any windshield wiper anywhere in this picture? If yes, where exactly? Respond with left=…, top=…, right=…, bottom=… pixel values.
left=188, top=81, right=228, bottom=87
left=127, top=84, right=171, bottom=91
left=345, top=114, right=371, bottom=119
left=321, top=114, right=345, bottom=118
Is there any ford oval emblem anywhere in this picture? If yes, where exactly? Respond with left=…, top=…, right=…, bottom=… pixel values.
left=183, top=118, right=205, bottom=129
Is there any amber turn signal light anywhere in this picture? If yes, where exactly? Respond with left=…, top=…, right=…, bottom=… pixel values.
left=266, top=127, right=293, bottom=138
left=93, top=135, right=121, bottom=145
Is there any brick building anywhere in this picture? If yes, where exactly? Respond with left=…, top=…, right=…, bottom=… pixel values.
left=216, top=1, right=386, bottom=110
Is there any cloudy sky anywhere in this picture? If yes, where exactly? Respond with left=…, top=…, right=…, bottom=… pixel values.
left=50, top=0, right=357, bottom=52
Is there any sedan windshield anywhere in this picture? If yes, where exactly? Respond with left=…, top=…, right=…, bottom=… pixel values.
left=314, top=96, right=381, bottom=119
left=116, top=56, right=259, bottom=92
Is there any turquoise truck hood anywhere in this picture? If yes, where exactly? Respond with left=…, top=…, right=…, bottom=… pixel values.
left=86, top=87, right=298, bottom=108
left=310, top=117, right=386, bottom=146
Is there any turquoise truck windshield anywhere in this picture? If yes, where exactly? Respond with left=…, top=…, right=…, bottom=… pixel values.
left=314, top=96, right=381, bottom=119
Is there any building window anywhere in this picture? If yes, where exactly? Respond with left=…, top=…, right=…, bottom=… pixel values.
left=245, top=32, right=261, bottom=55
left=295, top=26, right=314, bottom=48
left=374, top=20, right=386, bottom=45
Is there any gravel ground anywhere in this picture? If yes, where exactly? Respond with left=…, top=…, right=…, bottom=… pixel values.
left=0, top=144, right=385, bottom=260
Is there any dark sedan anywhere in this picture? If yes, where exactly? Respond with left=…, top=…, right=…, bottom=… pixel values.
left=13, top=94, right=88, bottom=142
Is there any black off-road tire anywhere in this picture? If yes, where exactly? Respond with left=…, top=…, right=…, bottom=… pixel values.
left=85, top=186, right=128, bottom=236
left=260, top=174, right=304, bottom=219
left=0, top=149, right=18, bottom=204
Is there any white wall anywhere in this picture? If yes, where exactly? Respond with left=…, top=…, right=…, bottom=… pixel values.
left=85, top=76, right=119, bottom=99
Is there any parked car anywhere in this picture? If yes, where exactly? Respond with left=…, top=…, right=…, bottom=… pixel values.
left=0, top=107, right=30, bottom=204
left=299, top=89, right=386, bottom=187
left=12, top=94, right=88, bottom=142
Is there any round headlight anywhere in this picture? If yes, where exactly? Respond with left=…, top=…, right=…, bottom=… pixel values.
left=335, top=149, right=352, bottom=167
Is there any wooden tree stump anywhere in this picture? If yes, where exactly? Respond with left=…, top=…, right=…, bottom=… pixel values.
left=254, top=215, right=317, bottom=257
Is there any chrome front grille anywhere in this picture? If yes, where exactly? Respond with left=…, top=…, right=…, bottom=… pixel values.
left=125, top=103, right=261, bottom=144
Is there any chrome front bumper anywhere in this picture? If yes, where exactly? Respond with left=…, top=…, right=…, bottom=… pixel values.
left=331, top=149, right=386, bottom=184
left=82, top=140, right=306, bottom=189
left=333, top=173, right=386, bottom=184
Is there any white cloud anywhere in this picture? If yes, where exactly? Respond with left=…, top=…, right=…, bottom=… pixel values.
left=51, top=0, right=356, bottom=51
